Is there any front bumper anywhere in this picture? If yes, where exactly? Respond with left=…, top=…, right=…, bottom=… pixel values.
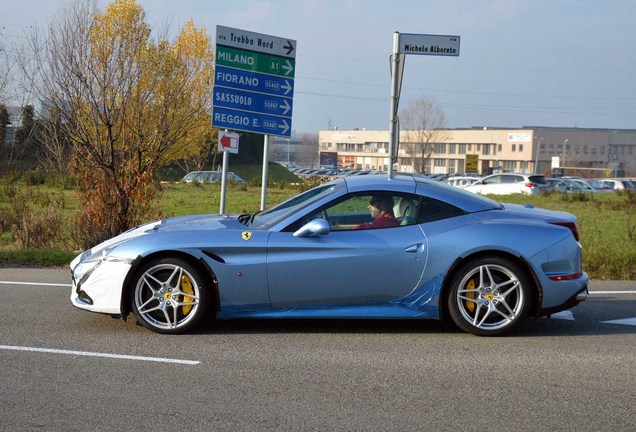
left=71, top=259, right=132, bottom=315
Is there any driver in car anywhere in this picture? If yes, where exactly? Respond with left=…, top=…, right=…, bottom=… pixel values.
left=353, top=194, right=400, bottom=230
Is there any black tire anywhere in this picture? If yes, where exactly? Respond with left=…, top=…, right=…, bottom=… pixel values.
left=129, top=257, right=211, bottom=334
left=447, top=257, right=532, bottom=336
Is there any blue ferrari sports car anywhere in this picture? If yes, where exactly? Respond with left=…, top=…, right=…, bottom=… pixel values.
left=70, top=174, right=588, bottom=336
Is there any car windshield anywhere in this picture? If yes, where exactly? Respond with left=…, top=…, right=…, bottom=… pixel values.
left=242, top=181, right=345, bottom=230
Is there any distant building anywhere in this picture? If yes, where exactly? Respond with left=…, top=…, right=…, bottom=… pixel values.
left=319, top=126, right=636, bottom=177
left=270, top=133, right=319, bottom=168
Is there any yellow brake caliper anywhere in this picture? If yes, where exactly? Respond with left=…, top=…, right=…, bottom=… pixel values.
left=180, top=274, right=195, bottom=315
left=465, top=279, right=476, bottom=313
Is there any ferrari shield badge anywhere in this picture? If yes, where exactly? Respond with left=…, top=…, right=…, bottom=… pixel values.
left=242, top=232, right=252, bottom=241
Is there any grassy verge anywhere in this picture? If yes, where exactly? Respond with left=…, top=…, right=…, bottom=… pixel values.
left=1, top=178, right=635, bottom=279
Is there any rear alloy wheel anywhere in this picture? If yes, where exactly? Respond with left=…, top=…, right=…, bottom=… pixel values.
left=448, top=257, right=531, bottom=336
left=130, top=258, right=210, bottom=333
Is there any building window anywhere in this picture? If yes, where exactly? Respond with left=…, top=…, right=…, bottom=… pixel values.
left=583, top=145, right=588, bottom=154
left=540, top=143, right=546, bottom=153
left=503, top=161, right=516, bottom=171
left=498, top=144, right=502, bottom=152
left=600, top=145, right=605, bottom=154
left=448, top=143, right=456, bottom=154
left=434, top=143, right=446, bottom=154
left=548, top=144, right=554, bottom=153
left=519, top=144, right=523, bottom=152
left=512, top=144, right=516, bottom=152
left=459, top=144, right=466, bottom=154
left=591, top=145, right=596, bottom=154
left=482, top=144, right=490, bottom=155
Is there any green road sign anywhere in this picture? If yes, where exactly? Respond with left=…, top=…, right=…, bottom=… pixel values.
left=216, top=45, right=295, bottom=78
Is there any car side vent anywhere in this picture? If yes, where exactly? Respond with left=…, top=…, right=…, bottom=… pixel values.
left=202, top=250, right=226, bottom=263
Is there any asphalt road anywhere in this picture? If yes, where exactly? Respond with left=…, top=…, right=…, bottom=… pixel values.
left=0, top=268, right=635, bottom=432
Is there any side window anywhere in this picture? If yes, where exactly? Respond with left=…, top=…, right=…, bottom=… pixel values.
left=286, top=192, right=422, bottom=232
left=417, top=197, right=466, bottom=224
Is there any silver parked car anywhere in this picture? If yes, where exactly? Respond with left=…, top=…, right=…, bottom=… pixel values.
left=464, top=173, right=550, bottom=195
left=182, top=171, right=245, bottom=183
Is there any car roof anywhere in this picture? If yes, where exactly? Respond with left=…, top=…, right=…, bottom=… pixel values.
left=339, top=174, right=501, bottom=213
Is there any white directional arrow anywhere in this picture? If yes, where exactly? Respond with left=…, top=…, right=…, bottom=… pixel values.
left=282, top=80, right=293, bottom=95
left=543, top=311, right=575, bottom=320
left=281, top=99, right=291, bottom=116
left=279, top=119, right=290, bottom=135
left=283, top=60, right=294, bottom=76
left=601, top=317, right=636, bottom=326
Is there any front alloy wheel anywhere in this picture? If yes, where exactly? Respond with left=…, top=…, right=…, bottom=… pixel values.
left=448, top=258, right=531, bottom=336
left=130, top=258, right=210, bottom=333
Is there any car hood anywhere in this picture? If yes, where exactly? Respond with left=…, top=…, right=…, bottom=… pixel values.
left=71, top=214, right=246, bottom=268
left=153, top=214, right=245, bottom=232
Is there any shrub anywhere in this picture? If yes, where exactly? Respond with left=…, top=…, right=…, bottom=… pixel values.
left=9, top=186, right=66, bottom=249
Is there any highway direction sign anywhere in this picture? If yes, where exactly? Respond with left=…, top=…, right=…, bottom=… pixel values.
left=213, top=26, right=296, bottom=137
left=214, top=87, right=293, bottom=118
left=215, top=66, right=294, bottom=98
left=216, top=25, right=296, bottom=59
left=216, top=45, right=295, bottom=78
left=213, top=107, right=291, bottom=136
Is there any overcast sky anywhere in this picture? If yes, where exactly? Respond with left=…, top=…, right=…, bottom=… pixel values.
left=1, top=0, right=635, bottom=134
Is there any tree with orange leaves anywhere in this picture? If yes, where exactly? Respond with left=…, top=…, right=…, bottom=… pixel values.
left=29, top=0, right=215, bottom=247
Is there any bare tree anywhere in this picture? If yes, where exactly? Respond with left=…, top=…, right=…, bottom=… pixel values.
left=399, top=97, right=448, bottom=173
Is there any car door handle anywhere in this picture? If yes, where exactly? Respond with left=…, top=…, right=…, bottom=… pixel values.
left=405, top=244, right=425, bottom=253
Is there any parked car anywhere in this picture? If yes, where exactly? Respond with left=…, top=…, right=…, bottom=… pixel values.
left=600, top=178, right=636, bottom=191
left=546, top=178, right=575, bottom=193
left=182, top=171, right=245, bottom=183
left=564, top=178, right=612, bottom=193
left=464, top=173, right=550, bottom=195
left=445, top=176, right=480, bottom=189
left=70, top=174, right=588, bottom=336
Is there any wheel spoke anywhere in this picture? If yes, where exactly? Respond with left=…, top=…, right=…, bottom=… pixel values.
left=139, top=302, right=161, bottom=315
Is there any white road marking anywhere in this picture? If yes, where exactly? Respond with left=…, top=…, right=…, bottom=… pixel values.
left=0, top=345, right=200, bottom=365
left=0, top=280, right=72, bottom=287
left=546, top=311, right=575, bottom=320
left=600, top=317, right=636, bottom=326
left=589, top=291, right=636, bottom=295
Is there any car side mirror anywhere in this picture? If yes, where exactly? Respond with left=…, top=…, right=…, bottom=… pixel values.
left=293, top=218, right=331, bottom=238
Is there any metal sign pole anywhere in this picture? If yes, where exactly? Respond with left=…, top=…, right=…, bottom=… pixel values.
left=260, top=134, right=269, bottom=210
left=220, top=149, right=229, bottom=214
left=388, top=32, right=401, bottom=180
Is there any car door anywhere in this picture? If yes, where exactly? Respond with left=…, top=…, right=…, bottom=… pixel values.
left=266, top=224, right=427, bottom=308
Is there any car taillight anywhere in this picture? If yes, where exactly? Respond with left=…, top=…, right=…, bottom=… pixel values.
left=525, top=183, right=538, bottom=188
left=550, top=221, right=580, bottom=241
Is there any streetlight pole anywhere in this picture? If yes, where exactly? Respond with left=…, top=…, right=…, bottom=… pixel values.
left=534, top=137, right=544, bottom=174
left=562, top=139, right=568, bottom=169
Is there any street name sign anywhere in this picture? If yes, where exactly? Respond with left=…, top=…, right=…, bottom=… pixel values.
left=399, top=33, right=460, bottom=56
left=213, top=26, right=296, bottom=137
